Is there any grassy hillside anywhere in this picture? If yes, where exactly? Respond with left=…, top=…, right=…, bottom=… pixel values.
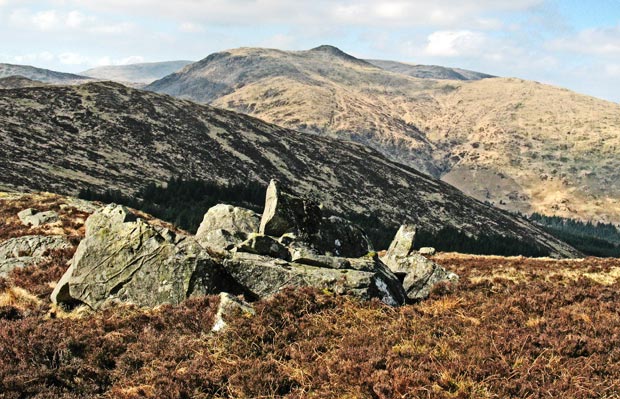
left=147, top=46, right=620, bottom=224
left=0, top=82, right=580, bottom=257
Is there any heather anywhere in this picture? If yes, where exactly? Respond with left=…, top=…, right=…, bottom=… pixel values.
left=2, top=254, right=620, bottom=398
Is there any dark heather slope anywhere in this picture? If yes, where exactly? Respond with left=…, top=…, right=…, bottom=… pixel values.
left=366, top=59, right=494, bottom=80
left=0, top=75, right=47, bottom=89
left=0, top=63, right=93, bottom=85
left=0, top=82, right=579, bottom=257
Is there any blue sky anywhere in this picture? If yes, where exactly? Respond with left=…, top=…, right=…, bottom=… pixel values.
left=0, top=0, right=619, bottom=102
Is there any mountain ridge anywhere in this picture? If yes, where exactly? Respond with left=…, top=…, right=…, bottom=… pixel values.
left=81, top=60, right=193, bottom=85
left=0, top=63, right=93, bottom=85
left=0, top=81, right=579, bottom=257
left=146, top=45, right=620, bottom=224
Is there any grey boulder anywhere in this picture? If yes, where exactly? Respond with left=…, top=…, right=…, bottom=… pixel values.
left=0, top=235, right=71, bottom=277
left=17, top=208, right=59, bottom=227
left=382, top=224, right=458, bottom=301
left=259, top=180, right=372, bottom=257
left=196, top=204, right=260, bottom=251
left=235, top=233, right=290, bottom=260
left=52, top=204, right=241, bottom=309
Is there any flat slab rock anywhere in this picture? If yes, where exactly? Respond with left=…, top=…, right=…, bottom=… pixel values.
left=223, top=252, right=406, bottom=306
left=17, top=208, right=59, bottom=227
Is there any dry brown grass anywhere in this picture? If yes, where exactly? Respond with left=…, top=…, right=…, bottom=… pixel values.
left=1, top=255, right=620, bottom=398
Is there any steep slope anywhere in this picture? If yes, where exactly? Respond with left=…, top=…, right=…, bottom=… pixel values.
left=147, top=45, right=443, bottom=175
left=366, top=59, right=494, bottom=80
left=0, top=75, right=47, bottom=89
left=81, top=60, right=193, bottom=85
left=146, top=46, right=620, bottom=224
left=0, top=82, right=578, bottom=257
left=0, top=63, right=92, bottom=85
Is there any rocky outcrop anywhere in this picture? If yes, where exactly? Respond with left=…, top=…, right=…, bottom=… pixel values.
left=0, top=235, right=70, bottom=277
left=235, top=234, right=290, bottom=260
left=178, top=182, right=404, bottom=306
left=52, top=204, right=241, bottom=309
left=17, top=208, right=59, bottom=227
left=223, top=252, right=406, bottom=306
left=196, top=204, right=260, bottom=251
left=259, top=180, right=372, bottom=258
left=382, top=225, right=458, bottom=300
left=49, top=183, right=457, bottom=310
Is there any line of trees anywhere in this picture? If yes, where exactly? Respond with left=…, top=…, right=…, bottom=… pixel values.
left=528, top=213, right=620, bottom=257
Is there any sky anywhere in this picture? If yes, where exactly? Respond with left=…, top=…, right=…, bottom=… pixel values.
left=1, top=0, right=619, bottom=102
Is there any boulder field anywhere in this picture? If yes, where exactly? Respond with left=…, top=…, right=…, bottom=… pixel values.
left=49, top=180, right=458, bottom=310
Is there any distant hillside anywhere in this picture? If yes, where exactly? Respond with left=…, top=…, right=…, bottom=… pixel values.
left=0, top=63, right=92, bottom=85
left=146, top=45, right=620, bottom=224
left=81, top=60, right=193, bottom=85
left=366, top=59, right=494, bottom=80
left=0, top=75, right=46, bottom=89
left=0, top=82, right=579, bottom=257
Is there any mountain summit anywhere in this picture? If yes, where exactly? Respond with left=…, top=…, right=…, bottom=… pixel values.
left=146, top=46, right=620, bottom=224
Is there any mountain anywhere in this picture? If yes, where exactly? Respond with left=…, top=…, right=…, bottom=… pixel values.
left=0, top=81, right=578, bottom=257
left=0, top=63, right=92, bottom=85
left=146, top=45, right=620, bottom=224
left=81, top=60, right=193, bottom=85
left=366, top=59, right=494, bottom=80
left=0, top=75, right=47, bottom=89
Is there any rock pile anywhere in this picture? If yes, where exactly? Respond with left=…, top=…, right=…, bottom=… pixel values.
left=0, top=235, right=70, bottom=277
left=51, top=204, right=243, bottom=309
left=51, top=180, right=458, bottom=311
left=381, top=225, right=458, bottom=300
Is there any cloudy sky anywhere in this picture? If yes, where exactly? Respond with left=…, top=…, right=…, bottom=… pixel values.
left=1, top=0, right=619, bottom=102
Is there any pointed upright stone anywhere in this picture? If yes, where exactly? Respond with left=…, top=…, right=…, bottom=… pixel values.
left=259, top=180, right=321, bottom=237
left=385, top=224, right=416, bottom=259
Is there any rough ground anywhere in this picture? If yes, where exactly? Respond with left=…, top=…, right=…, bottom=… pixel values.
left=0, top=83, right=578, bottom=257
left=0, top=193, right=618, bottom=398
left=147, top=45, right=620, bottom=223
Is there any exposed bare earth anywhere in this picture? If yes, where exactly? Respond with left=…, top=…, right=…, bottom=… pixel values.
left=147, top=46, right=620, bottom=223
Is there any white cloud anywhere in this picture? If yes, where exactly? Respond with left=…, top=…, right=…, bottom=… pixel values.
left=8, top=8, right=132, bottom=34
left=548, top=26, right=620, bottom=55
left=179, top=22, right=205, bottom=33
left=12, top=51, right=55, bottom=64
left=45, top=0, right=543, bottom=29
left=58, top=52, right=89, bottom=65
left=425, top=30, right=487, bottom=56
left=260, top=34, right=296, bottom=50
left=606, top=64, right=620, bottom=77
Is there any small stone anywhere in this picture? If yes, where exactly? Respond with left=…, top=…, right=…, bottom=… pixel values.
left=18, top=208, right=59, bottom=227
left=418, top=247, right=436, bottom=256
left=211, top=292, right=255, bottom=332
